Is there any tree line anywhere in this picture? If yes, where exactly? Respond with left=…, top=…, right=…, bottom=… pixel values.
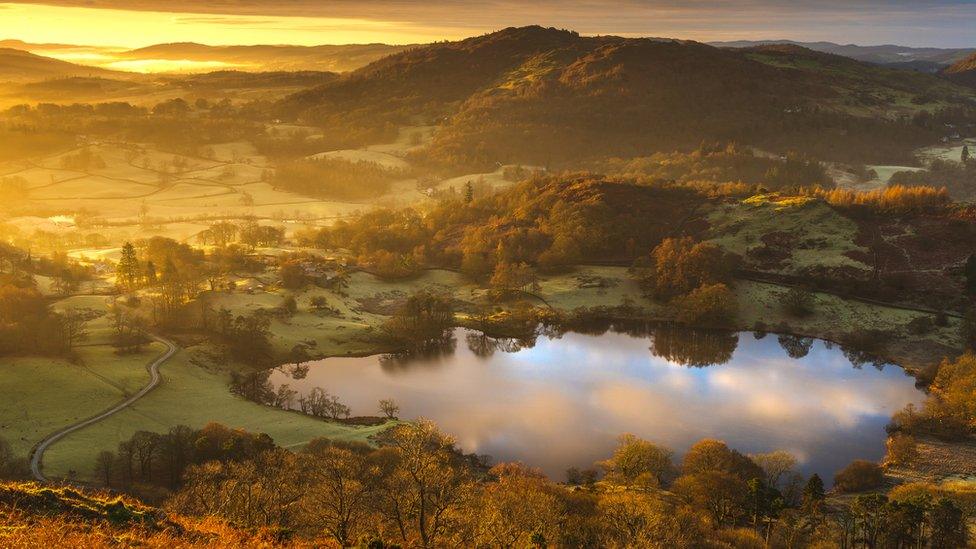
left=82, top=420, right=968, bottom=548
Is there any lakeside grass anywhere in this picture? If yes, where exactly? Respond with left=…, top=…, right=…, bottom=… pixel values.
left=41, top=348, right=396, bottom=481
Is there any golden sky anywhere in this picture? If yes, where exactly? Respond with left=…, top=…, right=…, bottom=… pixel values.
left=0, top=3, right=466, bottom=47
left=1, top=1, right=975, bottom=48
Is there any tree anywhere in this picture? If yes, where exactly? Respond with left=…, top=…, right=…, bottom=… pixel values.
left=598, top=490, right=709, bottom=548
left=833, top=459, right=883, bottom=493
left=382, top=291, right=455, bottom=351
left=963, top=144, right=970, bottom=164
left=749, top=450, right=797, bottom=489
left=273, top=384, right=298, bottom=410
left=58, top=309, right=90, bottom=352
left=885, top=433, right=918, bottom=466
left=376, top=419, right=474, bottom=548
left=802, top=474, right=825, bottom=510
left=682, top=439, right=763, bottom=482
left=116, top=241, right=140, bottom=291
left=674, top=283, right=738, bottom=325
left=464, top=181, right=474, bottom=204
left=598, top=434, right=675, bottom=488
left=647, top=237, right=735, bottom=299
left=94, top=450, right=115, bottom=486
left=473, top=463, right=563, bottom=548
left=673, top=470, right=749, bottom=527
left=300, top=441, right=377, bottom=546
left=379, top=398, right=400, bottom=419
left=929, top=497, right=967, bottom=548
left=489, top=261, right=537, bottom=296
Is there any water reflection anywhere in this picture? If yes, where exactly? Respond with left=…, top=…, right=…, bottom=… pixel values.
left=270, top=326, right=921, bottom=480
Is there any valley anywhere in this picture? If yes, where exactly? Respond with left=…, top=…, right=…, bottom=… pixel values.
left=1, top=18, right=976, bottom=549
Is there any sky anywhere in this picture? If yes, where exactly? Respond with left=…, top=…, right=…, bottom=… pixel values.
left=1, top=0, right=975, bottom=48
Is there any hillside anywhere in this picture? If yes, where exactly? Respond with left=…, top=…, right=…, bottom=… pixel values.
left=712, top=40, right=974, bottom=71
left=944, top=52, right=976, bottom=88
left=0, top=482, right=309, bottom=548
left=281, top=26, right=976, bottom=170
left=118, top=42, right=411, bottom=72
left=0, top=48, right=125, bottom=82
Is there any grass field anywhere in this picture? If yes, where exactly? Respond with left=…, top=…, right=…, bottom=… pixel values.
left=705, top=194, right=870, bottom=275
left=0, top=344, right=163, bottom=458
left=0, top=125, right=517, bottom=248
left=40, top=348, right=394, bottom=481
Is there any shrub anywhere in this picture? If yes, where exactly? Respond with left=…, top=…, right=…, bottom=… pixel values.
left=833, top=460, right=884, bottom=493
left=780, top=287, right=815, bottom=317
left=906, top=316, right=934, bottom=336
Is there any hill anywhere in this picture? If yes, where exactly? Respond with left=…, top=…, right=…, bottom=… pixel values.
left=0, top=48, right=125, bottom=82
left=944, top=52, right=976, bottom=88
left=0, top=481, right=307, bottom=547
left=118, top=42, right=411, bottom=73
left=711, top=40, right=974, bottom=71
left=281, top=26, right=976, bottom=170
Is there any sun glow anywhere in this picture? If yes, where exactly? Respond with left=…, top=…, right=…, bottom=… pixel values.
left=0, top=3, right=460, bottom=48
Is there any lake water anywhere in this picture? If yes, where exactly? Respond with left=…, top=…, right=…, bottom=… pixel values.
left=269, top=325, right=922, bottom=481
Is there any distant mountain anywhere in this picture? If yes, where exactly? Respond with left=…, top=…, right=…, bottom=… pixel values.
left=944, top=52, right=976, bottom=88
left=117, top=42, right=412, bottom=73
left=0, top=48, right=124, bottom=82
left=281, top=26, right=976, bottom=169
left=711, top=40, right=974, bottom=72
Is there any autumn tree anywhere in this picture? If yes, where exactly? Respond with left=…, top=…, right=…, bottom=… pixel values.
left=674, top=283, right=738, bottom=325
left=472, top=463, right=563, bottom=548
left=375, top=419, right=475, bottom=548
left=646, top=237, right=735, bottom=299
left=598, top=434, right=675, bottom=488
left=300, top=440, right=378, bottom=546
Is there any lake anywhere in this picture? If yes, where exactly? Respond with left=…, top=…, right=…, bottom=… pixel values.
left=269, top=325, right=922, bottom=481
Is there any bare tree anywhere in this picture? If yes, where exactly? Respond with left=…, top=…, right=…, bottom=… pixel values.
left=379, top=399, right=400, bottom=419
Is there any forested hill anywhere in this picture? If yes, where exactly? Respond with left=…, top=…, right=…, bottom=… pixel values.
left=278, top=26, right=976, bottom=171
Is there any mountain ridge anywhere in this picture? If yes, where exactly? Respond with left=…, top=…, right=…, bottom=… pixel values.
left=279, top=26, right=975, bottom=170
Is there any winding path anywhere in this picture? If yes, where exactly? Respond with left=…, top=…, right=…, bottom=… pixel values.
left=29, top=334, right=178, bottom=482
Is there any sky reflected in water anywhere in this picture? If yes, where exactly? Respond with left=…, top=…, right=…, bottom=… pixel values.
left=270, top=327, right=922, bottom=480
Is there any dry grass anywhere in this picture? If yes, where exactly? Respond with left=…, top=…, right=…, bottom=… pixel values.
left=0, top=482, right=338, bottom=548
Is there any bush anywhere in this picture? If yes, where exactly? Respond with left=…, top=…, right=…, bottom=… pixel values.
left=833, top=460, right=884, bottom=493
left=780, top=287, right=815, bottom=317
left=906, top=316, right=934, bottom=336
